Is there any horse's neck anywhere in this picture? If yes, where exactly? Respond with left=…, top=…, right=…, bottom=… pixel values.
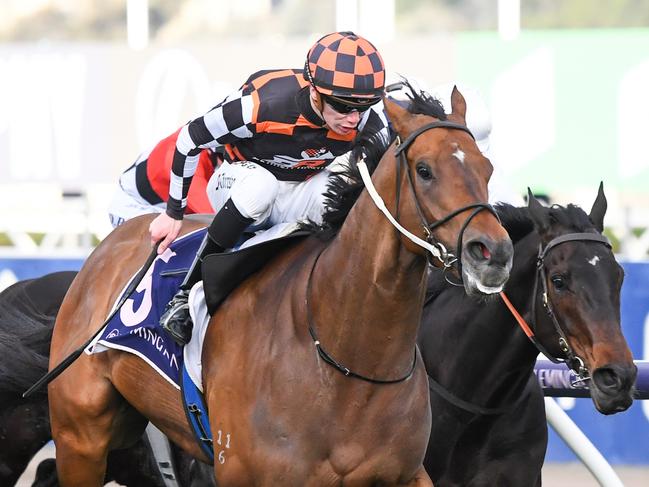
left=426, top=233, right=541, bottom=402
left=311, top=159, right=427, bottom=377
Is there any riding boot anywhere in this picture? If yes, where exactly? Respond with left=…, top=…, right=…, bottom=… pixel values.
left=161, top=198, right=254, bottom=345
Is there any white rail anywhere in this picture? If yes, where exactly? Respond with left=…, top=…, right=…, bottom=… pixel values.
left=545, top=398, right=625, bottom=487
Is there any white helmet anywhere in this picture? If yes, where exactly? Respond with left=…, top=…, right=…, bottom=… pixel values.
left=385, top=75, right=491, bottom=154
left=430, top=82, right=491, bottom=154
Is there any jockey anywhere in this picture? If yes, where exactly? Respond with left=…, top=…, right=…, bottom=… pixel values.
left=153, top=31, right=389, bottom=345
left=108, top=128, right=220, bottom=227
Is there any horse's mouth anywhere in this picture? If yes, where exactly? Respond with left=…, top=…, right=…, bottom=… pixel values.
left=462, top=271, right=504, bottom=295
left=589, top=364, right=637, bottom=414
left=459, top=238, right=512, bottom=295
left=591, top=387, right=634, bottom=415
left=461, top=259, right=510, bottom=295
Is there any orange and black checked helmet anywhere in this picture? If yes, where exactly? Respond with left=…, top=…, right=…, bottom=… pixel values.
left=304, top=31, right=385, bottom=99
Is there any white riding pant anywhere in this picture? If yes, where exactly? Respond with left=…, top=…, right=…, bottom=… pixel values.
left=107, top=166, right=166, bottom=228
left=206, top=161, right=332, bottom=229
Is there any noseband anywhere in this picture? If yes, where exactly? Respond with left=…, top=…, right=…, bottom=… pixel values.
left=308, top=120, right=497, bottom=384
left=530, top=232, right=612, bottom=382
left=392, top=121, right=498, bottom=270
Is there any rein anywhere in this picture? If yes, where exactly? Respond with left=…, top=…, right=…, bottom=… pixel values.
left=306, top=246, right=417, bottom=384
left=427, top=372, right=528, bottom=416
left=501, top=232, right=612, bottom=381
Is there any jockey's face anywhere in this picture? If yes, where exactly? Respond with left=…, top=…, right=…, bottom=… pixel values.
left=309, top=86, right=362, bottom=136
left=321, top=100, right=362, bottom=135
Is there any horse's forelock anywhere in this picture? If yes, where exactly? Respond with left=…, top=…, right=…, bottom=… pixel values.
left=399, top=79, right=447, bottom=120
left=496, top=202, right=599, bottom=246
left=548, top=204, right=596, bottom=232
left=495, top=203, right=535, bottom=244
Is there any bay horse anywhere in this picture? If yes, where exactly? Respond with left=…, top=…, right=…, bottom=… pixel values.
left=0, top=271, right=174, bottom=487
left=418, top=187, right=636, bottom=487
left=48, top=88, right=514, bottom=486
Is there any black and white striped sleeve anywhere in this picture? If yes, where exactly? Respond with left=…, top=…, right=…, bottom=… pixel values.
left=166, top=88, right=255, bottom=219
left=357, top=101, right=390, bottom=142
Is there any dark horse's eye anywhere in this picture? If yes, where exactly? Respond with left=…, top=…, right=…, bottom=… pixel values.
left=416, top=162, right=434, bottom=181
left=551, top=275, right=566, bottom=290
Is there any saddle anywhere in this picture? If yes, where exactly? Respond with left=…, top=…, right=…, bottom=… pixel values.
left=202, top=230, right=309, bottom=315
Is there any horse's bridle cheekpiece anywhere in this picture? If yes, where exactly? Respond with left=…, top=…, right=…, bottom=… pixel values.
left=359, top=120, right=498, bottom=277
left=532, top=232, right=612, bottom=381
left=310, top=120, right=497, bottom=384
left=502, top=231, right=612, bottom=383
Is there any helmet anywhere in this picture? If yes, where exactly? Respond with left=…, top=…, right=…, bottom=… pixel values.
left=304, top=31, right=385, bottom=99
left=430, top=83, right=492, bottom=153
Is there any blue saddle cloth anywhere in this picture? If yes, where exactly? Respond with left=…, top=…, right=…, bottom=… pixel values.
left=94, top=228, right=206, bottom=387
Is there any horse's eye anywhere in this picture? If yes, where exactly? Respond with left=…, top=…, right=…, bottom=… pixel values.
left=551, top=275, right=566, bottom=290
left=416, top=162, right=434, bottom=181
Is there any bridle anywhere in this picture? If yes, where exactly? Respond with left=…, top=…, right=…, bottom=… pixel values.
left=360, top=120, right=499, bottom=273
left=394, top=122, right=499, bottom=274
left=531, top=232, right=612, bottom=379
left=426, top=230, right=612, bottom=415
left=502, top=231, right=612, bottom=383
left=308, top=119, right=498, bottom=384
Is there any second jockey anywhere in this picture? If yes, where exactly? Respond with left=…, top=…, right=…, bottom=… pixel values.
left=108, top=128, right=220, bottom=228
left=151, top=31, right=389, bottom=345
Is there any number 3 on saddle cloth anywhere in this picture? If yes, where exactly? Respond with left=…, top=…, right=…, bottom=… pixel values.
left=86, top=226, right=309, bottom=462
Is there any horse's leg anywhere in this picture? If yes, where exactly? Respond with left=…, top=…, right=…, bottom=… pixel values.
left=0, top=400, right=50, bottom=486
left=50, top=385, right=114, bottom=485
left=32, top=458, right=58, bottom=487
left=404, top=467, right=434, bottom=487
left=49, top=355, right=146, bottom=487
left=105, top=434, right=168, bottom=487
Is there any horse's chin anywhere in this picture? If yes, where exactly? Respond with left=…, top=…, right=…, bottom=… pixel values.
left=589, top=363, right=637, bottom=414
left=590, top=386, right=634, bottom=415
left=462, top=267, right=506, bottom=296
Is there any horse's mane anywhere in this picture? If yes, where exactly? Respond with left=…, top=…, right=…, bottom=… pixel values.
left=304, top=82, right=447, bottom=240
left=492, top=203, right=535, bottom=243
left=0, top=291, right=53, bottom=399
left=494, top=202, right=596, bottom=244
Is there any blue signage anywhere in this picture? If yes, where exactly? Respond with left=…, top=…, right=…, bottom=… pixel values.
left=0, top=257, right=84, bottom=284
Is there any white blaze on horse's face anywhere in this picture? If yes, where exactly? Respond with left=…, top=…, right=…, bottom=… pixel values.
left=451, top=143, right=465, bottom=164
left=588, top=255, right=600, bottom=266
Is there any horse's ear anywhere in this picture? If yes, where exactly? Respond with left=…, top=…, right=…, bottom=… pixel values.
left=450, top=86, right=467, bottom=125
left=383, top=96, right=413, bottom=139
left=527, top=188, right=550, bottom=234
left=589, top=181, right=607, bottom=233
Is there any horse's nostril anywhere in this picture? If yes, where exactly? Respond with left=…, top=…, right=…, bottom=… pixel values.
left=468, top=242, right=490, bottom=262
left=481, top=243, right=491, bottom=260
left=593, top=368, right=620, bottom=390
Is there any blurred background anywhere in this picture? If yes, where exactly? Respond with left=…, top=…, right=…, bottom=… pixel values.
left=1, top=1, right=649, bottom=485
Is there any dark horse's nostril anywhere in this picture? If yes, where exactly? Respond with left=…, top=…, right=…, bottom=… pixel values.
left=593, top=367, right=621, bottom=391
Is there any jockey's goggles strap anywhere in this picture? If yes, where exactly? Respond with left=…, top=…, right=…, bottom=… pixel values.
left=357, top=158, right=442, bottom=260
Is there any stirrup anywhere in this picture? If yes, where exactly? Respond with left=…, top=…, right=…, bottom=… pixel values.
left=161, top=290, right=193, bottom=345
left=165, top=288, right=191, bottom=309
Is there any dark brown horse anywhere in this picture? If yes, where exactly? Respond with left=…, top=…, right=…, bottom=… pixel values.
left=48, top=89, right=514, bottom=486
left=418, top=187, right=636, bottom=487
left=0, top=272, right=71, bottom=487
